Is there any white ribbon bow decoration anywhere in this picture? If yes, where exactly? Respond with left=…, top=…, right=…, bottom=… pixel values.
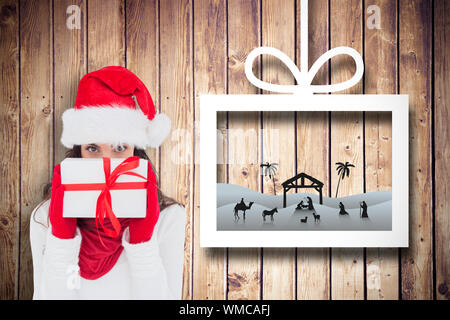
left=244, top=0, right=364, bottom=95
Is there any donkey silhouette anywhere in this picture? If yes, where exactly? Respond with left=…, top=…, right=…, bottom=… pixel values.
left=262, top=208, right=278, bottom=221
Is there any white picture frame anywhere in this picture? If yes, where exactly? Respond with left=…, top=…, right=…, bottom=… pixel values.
left=200, top=94, right=409, bottom=248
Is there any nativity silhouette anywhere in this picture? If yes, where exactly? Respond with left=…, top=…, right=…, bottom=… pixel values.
left=281, top=173, right=324, bottom=207
left=230, top=170, right=370, bottom=227
left=295, top=196, right=314, bottom=210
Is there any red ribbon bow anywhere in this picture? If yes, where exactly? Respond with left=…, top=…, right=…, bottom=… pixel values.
left=63, top=156, right=148, bottom=244
left=95, top=156, right=147, bottom=240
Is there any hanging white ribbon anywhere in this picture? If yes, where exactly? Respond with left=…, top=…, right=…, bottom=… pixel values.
left=244, top=0, right=364, bottom=95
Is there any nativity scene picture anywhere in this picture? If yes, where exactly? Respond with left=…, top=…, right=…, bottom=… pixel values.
left=216, top=111, right=392, bottom=231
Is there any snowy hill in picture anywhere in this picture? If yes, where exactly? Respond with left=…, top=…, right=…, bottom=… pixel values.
left=217, top=183, right=392, bottom=231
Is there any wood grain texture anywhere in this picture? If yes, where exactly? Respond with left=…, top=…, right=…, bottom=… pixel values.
left=330, top=112, right=364, bottom=300
left=434, top=0, right=450, bottom=301
left=227, top=0, right=261, bottom=300
left=53, top=0, right=86, bottom=164
left=19, top=0, right=53, bottom=300
left=330, top=0, right=364, bottom=300
left=399, top=0, right=433, bottom=300
left=296, top=0, right=330, bottom=300
left=159, top=0, right=193, bottom=300
left=126, top=0, right=159, bottom=191
left=193, top=0, right=227, bottom=300
left=364, top=0, right=398, bottom=300
left=87, top=0, right=125, bottom=71
left=261, top=0, right=296, bottom=300
left=0, top=0, right=19, bottom=300
left=0, top=0, right=445, bottom=301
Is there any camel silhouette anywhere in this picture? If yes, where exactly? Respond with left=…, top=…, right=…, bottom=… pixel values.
left=262, top=208, right=278, bottom=221
left=234, top=201, right=254, bottom=221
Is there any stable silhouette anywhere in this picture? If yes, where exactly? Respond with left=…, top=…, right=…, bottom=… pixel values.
left=281, top=173, right=324, bottom=208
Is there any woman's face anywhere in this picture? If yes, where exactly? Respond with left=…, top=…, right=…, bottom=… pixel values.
left=81, top=143, right=134, bottom=158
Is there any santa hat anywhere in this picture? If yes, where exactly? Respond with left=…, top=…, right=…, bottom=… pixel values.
left=61, top=66, right=171, bottom=149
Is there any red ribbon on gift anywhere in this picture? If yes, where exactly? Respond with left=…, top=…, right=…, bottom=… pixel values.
left=63, top=156, right=148, bottom=242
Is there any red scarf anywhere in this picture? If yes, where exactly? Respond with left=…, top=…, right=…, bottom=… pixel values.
left=77, top=217, right=131, bottom=280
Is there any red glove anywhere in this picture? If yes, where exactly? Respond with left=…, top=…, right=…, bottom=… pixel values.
left=49, top=164, right=77, bottom=239
left=128, top=161, right=160, bottom=244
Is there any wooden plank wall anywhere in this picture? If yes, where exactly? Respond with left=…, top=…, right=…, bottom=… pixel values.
left=0, top=0, right=447, bottom=300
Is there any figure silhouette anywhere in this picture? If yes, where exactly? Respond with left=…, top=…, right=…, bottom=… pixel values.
left=360, top=201, right=368, bottom=218
left=296, top=200, right=308, bottom=210
left=307, top=197, right=314, bottom=210
left=338, top=202, right=349, bottom=215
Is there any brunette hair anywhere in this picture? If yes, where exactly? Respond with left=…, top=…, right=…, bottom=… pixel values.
left=34, top=145, right=179, bottom=227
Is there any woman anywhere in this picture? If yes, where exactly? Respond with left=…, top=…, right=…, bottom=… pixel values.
left=30, top=66, right=186, bottom=299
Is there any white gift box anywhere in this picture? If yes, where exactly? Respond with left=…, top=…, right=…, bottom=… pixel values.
left=60, top=158, right=148, bottom=218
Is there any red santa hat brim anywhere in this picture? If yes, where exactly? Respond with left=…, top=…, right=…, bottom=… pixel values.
left=60, top=105, right=171, bottom=149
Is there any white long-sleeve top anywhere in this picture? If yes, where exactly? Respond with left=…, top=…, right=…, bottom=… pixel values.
left=30, top=200, right=186, bottom=300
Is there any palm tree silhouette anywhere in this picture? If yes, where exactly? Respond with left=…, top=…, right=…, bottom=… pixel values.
left=260, top=162, right=278, bottom=195
left=335, top=161, right=355, bottom=198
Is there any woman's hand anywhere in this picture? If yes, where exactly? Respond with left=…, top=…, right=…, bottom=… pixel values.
left=128, top=161, right=160, bottom=244
left=49, top=164, right=77, bottom=239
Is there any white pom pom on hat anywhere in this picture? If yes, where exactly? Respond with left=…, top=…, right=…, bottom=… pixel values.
left=60, top=66, right=171, bottom=149
left=145, top=113, right=172, bottom=148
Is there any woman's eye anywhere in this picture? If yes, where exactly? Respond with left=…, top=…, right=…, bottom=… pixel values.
left=114, top=145, right=127, bottom=152
left=86, top=146, right=97, bottom=152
